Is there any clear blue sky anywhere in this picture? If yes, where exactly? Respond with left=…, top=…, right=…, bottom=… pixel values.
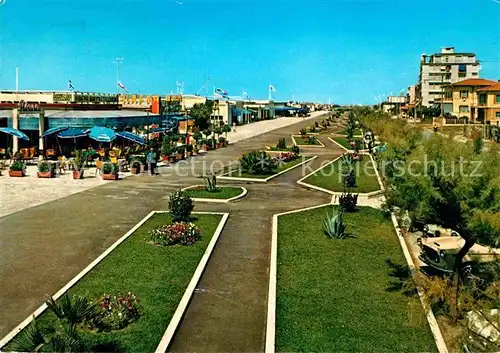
left=1, top=0, right=498, bottom=104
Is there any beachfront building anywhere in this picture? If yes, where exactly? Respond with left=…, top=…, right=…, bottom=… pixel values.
left=418, top=47, right=481, bottom=107
left=442, top=78, right=498, bottom=122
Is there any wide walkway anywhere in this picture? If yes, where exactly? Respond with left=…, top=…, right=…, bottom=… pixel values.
left=0, top=111, right=327, bottom=218
left=0, top=112, right=330, bottom=339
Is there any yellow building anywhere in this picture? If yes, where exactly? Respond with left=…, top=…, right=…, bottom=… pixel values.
left=443, top=78, right=497, bottom=122
left=477, top=82, right=500, bottom=125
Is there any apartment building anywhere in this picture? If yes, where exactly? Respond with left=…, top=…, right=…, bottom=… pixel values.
left=477, top=82, right=500, bottom=124
left=418, top=47, right=481, bottom=107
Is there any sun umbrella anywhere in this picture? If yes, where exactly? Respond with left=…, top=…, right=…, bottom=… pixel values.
left=57, top=128, right=88, bottom=139
left=116, top=131, right=146, bottom=145
left=41, top=126, right=69, bottom=138
left=86, top=126, right=116, bottom=143
left=0, top=127, right=29, bottom=141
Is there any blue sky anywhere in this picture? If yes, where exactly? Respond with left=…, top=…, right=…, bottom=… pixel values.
left=0, top=0, right=498, bottom=104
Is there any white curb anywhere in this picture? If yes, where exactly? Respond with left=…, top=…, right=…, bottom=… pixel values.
left=218, top=156, right=317, bottom=183
left=181, top=185, right=248, bottom=203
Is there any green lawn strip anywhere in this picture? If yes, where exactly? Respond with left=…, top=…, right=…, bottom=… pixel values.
left=332, top=136, right=363, bottom=150
left=303, top=158, right=380, bottom=193
left=276, top=206, right=437, bottom=352
left=269, top=146, right=294, bottom=152
left=338, top=128, right=362, bottom=135
left=225, top=157, right=311, bottom=179
left=25, top=213, right=222, bottom=353
left=294, top=136, right=321, bottom=146
left=184, top=186, right=243, bottom=199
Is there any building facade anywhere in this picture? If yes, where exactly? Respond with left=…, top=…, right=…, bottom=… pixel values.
left=418, top=47, right=480, bottom=107
left=477, top=82, right=500, bottom=125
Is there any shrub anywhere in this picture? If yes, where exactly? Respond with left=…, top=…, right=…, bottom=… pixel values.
left=339, top=192, right=358, bottom=212
left=277, top=138, right=287, bottom=150
left=168, top=190, right=194, bottom=221
left=307, top=136, right=317, bottom=145
left=161, top=135, right=171, bottom=156
left=95, top=293, right=141, bottom=331
left=291, top=145, right=300, bottom=154
left=37, top=160, right=53, bottom=173
left=323, top=208, right=348, bottom=239
left=300, top=128, right=307, bottom=136
left=186, top=144, right=194, bottom=153
left=344, top=169, right=356, bottom=188
left=102, top=162, right=118, bottom=175
left=239, top=151, right=277, bottom=175
left=72, top=150, right=88, bottom=171
left=274, top=152, right=297, bottom=164
left=149, top=221, right=201, bottom=246
left=9, top=160, right=24, bottom=171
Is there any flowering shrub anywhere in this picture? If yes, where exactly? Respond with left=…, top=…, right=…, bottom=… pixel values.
left=149, top=221, right=201, bottom=246
left=95, top=293, right=140, bottom=331
left=273, top=152, right=298, bottom=164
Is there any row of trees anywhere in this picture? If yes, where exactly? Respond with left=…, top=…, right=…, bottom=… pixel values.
left=356, top=108, right=499, bottom=347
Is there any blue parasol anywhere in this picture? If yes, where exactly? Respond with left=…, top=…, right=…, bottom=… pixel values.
left=116, top=131, right=146, bottom=145
left=0, top=127, right=29, bottom=141
left=57, top=128, right=88, bottom=139
left=41, top=126, right=69, bottom=137
left=86, top=126, right=116, bottom=143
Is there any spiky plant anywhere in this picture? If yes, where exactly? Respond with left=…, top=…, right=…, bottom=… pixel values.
left=339, top=192, right=358, bottom=212
left=204, top=174, right=218, bottom=193
left=276, top=138, right=287, bottom=150
left=46, top=295, right=98, bottom=326
left=11, top=319, right=48, bottom=352
left=323, top=208, right=348, bottom=239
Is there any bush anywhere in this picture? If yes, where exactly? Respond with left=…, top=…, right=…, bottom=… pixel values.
left=9, top=160, right=24, bottom=171
left=307, top=136, right=317, bottom=145
left=339, top=192, right=358, bottom=212
left=161, top=135, right=171, bottom=156
left=291, top=145, right=300, bottom=154
left=168, top=190, right=194, bottom=221
left=149, top=221, right=201, bottom=246
left=204, top=174, right=218, bottom=192
left=102, top=162, right=118, bottom=175
left=277, top=138, right=287, bottom=150
left=239, top=151, right=277, bottom=175
left=95, top=293, right=141, bottom=331
left=323, top=208, right=348, bottom=239
left=300, top=128, right=307, bottom=136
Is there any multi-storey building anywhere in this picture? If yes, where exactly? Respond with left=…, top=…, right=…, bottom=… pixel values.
left=418, top=47, right=481, bottom=107
left=477, top=82, right=500, bottom=125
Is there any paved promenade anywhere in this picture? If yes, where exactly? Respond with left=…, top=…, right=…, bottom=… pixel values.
left=0, top=111, right=353, bottom=351
left=0, top=111, right=327, bottom=218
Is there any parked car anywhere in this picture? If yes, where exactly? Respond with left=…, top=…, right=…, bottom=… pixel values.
left=422, top=224, right=460, bottom=238
left=417, top=236, right=500, bottom=274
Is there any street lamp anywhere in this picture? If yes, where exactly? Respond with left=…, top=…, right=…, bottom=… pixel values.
left=113, top=57, right=123, bottom=94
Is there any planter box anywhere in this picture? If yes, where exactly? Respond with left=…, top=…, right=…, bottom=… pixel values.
left=102, top=173, right=118, bottom=180
left=73, top=170, right=84, bottom=179
left=37, top=171, right=54, bottom=178
left=9, top=170, right=24, bottom=177
left=202, top=145, right=209, bottom=152
left=162, top=155, right=169, bottom=161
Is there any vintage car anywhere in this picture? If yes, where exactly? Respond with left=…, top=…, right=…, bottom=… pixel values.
left=417, top=236, right=500, bottom=273
left=422, top=224, right=460, bottom=238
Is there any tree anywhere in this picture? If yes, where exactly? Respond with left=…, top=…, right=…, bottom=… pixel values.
left=384, top=133, right=500, bottom=322
left=189, top=100, right=214, bottom=131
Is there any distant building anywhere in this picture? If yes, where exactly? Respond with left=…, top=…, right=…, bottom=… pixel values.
left=443, top=78, right=497, bottom=121
left=418, top=47, right=481, bottom=107
left=382, top=96, right=407, bottom=114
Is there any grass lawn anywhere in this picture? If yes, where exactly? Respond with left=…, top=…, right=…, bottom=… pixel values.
left=224, top=157, right=311, bottom=179
left=184, top=186, right=243, bottom=199
left=338, top=128, right=362, bottom=135
left=303, top=157, right=381, bottom=193
left=294, top=136, right=321, bottom=146
left=17, top=213, right=222, bottom=353
left=269, top=146, right=294, bottom=152
left=332, top=136, right=363, bottom=150
left=276, top=206, right=437, bottom=352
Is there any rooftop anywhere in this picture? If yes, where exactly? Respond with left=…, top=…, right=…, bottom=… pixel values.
left=449, top=78, right=498, bottom=87
left=477, top=82, right=500, bottom=92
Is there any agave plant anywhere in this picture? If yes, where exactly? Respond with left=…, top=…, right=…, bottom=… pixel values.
left=323, top=208, right=348, bottom=239
left=204, top=174, right=218, bottom=193
left=46, top=295, right=99, bottom=325
left=239, top=151, right=277, bottom=175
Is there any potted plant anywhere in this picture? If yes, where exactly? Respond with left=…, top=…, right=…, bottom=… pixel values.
left=72, top=150, right=87, bottom=179
left=218, top=136, right=227, bottom=147
left=186, top=144, right=193, bottom=157
left=201, top=139, right=209, bottom=152
left=130, top=160, right=141, bottom=174
left=9, top=160, right=25, bottom=177
left=37, top=160, right=55, bottom=178
left=161, top=135, right=171, bottom=161
left=101, top=162, right=119, bottom=180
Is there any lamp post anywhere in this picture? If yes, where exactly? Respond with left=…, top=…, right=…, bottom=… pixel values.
left=113, top=57, right=123, bottom=94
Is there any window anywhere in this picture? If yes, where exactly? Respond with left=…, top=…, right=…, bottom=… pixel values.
left=458, top=64, right=466, bottom=72
left=460, top=90, right=469, bottom=99
left=445, top=90, right=452, bottom=99
left=459, top=106, right=469, bottom=113
left=479, top=94, right=487, bottom=105
left=496, top=112, right=500, bottom=120
left=496, top=95, right=500, bottom=104
left=458, top=72, right=466, bottom=78
left=472, top=72, right=478, bottom=76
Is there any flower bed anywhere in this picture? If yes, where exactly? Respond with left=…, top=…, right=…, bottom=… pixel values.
left=149, top=222, right=201, bottom=246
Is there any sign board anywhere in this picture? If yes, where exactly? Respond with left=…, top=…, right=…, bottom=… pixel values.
left=165, top=95, right=182, bottom=103
left=119, top=94, right=161, bottom=114
left=73, top=92, right=118, bottom=104
left=18, top=100, right=40, bottom=113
